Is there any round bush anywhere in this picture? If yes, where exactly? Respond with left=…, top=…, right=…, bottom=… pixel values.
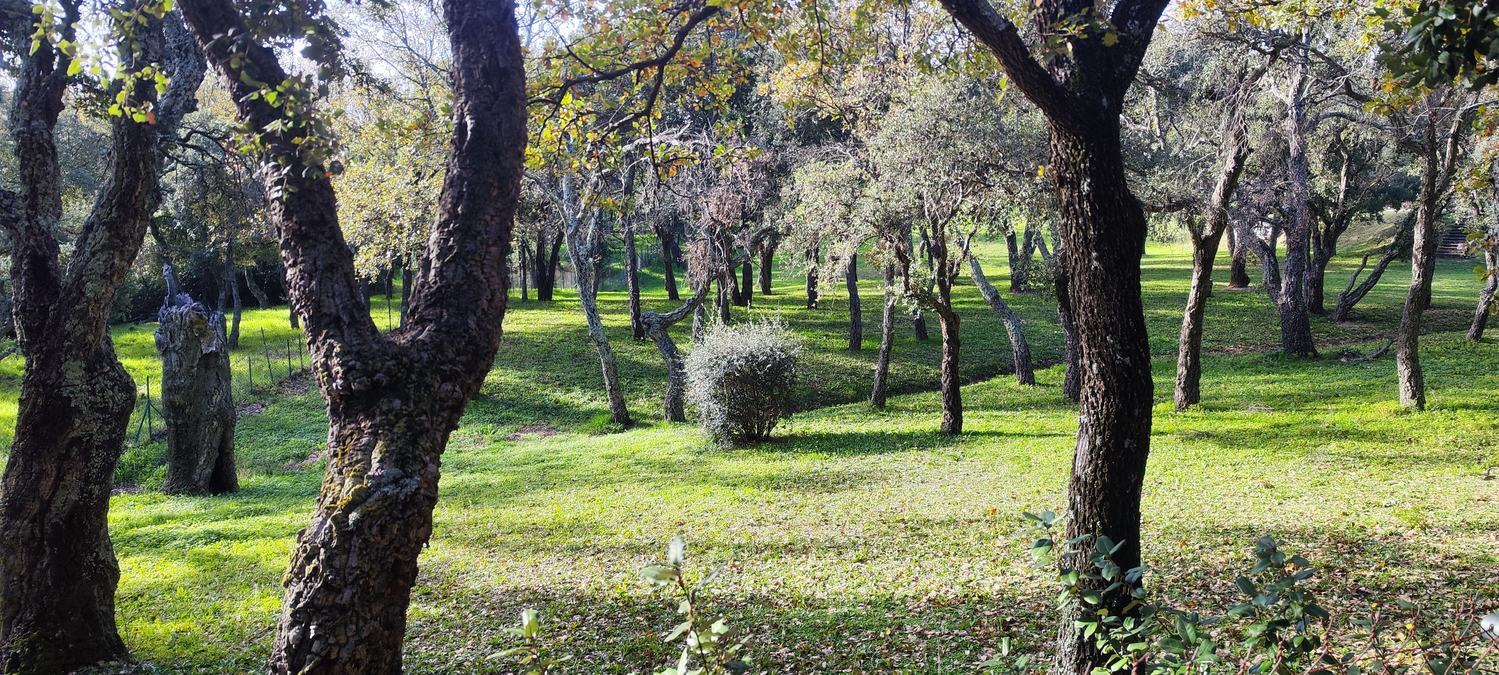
left=685, top=320, right=803, bottom=446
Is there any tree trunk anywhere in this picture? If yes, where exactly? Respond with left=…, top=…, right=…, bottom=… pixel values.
left=156, top=301, right=237, bottom=495
left=659, top=225, right=680, bottom=301
left=1054, top=246, right=1080, bottom=402
left=1047, top=125, right=1154, bottom=671
left=644, top=288, right=704, bottom=422
left=1274, top=50, right=1317, bottom=358
left=1176, top=79, right=1252, bottom=410
left=1397, top=93, right=1464, bottom=410
left=871, top=265, right=896, bottom=407
left=805, top=245, right=819, bottom=309
left=936, top=306, right=961, bottom=435
left=0, top=5, right=177, bottom=668
left=1226, top=221, right=1252, bottom=289
left=244, top=268, right=269, bottom=308
left=517, top=245, right=529, bottom=302
left=759, top=238, right=775, bottom=295
left=845, top=252, right=861, bottom=351
left=1004, top=230, right=1022, bottom=293
left=182, top=0, right=527, bottom=671
left=399, top=266, right=412, bottom=326
left=625, top=220, right=643, bottom=339
left=967, top=253, right=1035, bottom=385
left=1470, top=248, right=1496, bottom=340
left=738, top=259, right=752, bottom=307
left=1175, top=231, right=1223, bottom=410
left=229, top=268, right=243, bottom=348
left=568, top=234, right=631, bottom=427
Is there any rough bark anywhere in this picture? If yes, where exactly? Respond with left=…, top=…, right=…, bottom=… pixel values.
left=1398, top=89, right=1469, bottom=410
left=1470, top=247, right=1496, bottom=340
left=180, top=0, right=526, bottom=671
left=1175, top=76, right=1254, bottom=410
left=1004, top=230, right=1023, bottom=292
left=738, top=259, right=753, bottom=307
left=845, top=252, right=861, bottom=351
left=643, top=287, right=707, bottom=422
left=1054, top=244, right=1081, bottom=402
left=936, top=306, right=962, bottom=435
left=0, top=4, right=172, bottom=670
left=625, top=219, right=644, bottom=339
left=565, top=205, right=632, bottom=427
left=1226, top=221, right=1252, bottom=289
left=156, top=293, right=237, bottom=496
left=1274, top=48, right=1318, bottom=358
left=967, top=253, right=1035, bottom=386
left=870, top=264, right=896, bottom=408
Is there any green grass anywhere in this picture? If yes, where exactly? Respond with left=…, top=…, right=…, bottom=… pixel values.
left=5, top=241, right=1499, bottom=671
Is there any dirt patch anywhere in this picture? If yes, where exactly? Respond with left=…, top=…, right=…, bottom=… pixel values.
left=236, top=401, right=268, bottom=418
left=277, top=371, right=312, bottom=395
left=111, top=483, right=142, bottom=496
left=286, top=447, right=323, bottom=470
left=506, top=423, right=560, bottom=441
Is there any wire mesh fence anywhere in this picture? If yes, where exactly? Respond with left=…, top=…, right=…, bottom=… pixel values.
left=130, top=325, right=312, bottom=446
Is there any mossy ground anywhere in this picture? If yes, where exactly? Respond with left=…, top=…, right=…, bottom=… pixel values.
left=1, top=243, right=1495, bottom=671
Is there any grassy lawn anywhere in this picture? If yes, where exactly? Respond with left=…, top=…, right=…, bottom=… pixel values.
left=2, top=242, right=1497, bottom=671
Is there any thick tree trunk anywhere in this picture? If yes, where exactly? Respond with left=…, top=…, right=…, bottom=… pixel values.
left=1047, top=125, right=1154, bottom=671
left=871, top=265, right=896, bottom=408
left=845, top=252, right=861, bottom=351
left=1004, top=230, right=1022, bottom=293
left=1470, top=248, right=1496, bottom=340
left=156, top=301, right=237, bottom=495
left=912, top=311, right=929, bottom=341
left=182, top=0, right=527, bottom=671
left=936, top=306, right=961, bottom=435
left=1307, top=226, right=1341, bottom=315
left=659, top=226, right=680, bottom=301
left=967, top=253, right=1035, bottom=385
left=625, top=220, right=643, bottom=339
left=1275, top=52, right=1317, bottom=358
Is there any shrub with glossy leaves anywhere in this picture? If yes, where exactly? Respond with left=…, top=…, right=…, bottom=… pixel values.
left=686, top=320, right=802, bottom=446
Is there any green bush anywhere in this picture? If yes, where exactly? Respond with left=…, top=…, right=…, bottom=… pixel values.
left=685, top=319, right=802, bottom=446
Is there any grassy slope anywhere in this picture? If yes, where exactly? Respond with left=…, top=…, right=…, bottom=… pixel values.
left=4, top=243, right=1497, bottom=671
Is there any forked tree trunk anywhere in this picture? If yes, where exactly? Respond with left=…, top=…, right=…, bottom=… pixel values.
left=156, top=300, right=237, bottom=495
left=1331, top=219, right=1411, bottom=323
left=1398, top=90, right=1468, bottom=410
left=182, top=0, right=527, bottom=671
left=870, top=265, right=896, bottom=407
left=967, top=253, right=1035, bottom=385
left=644, top=288, right=706, bottom=422
left=0, top=5, right=179, bottom=669
left=1176, top=77, right=1253, bottom=410
left=845, top=252, right=861, bottom=351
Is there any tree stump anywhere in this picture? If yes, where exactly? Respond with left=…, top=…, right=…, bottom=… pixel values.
left=155, top=272, right=237, bottom=495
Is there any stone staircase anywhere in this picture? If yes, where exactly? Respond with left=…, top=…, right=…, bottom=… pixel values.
left=1437, top=226, right=1470, bottom=258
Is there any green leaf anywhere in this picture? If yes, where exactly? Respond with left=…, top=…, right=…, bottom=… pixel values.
left=66, top=58, right=81, bottom=76
left=641, top=565, right=677, bottom=584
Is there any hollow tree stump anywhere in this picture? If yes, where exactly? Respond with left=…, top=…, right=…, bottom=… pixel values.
left=155, top=265, right=237, bottom=495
